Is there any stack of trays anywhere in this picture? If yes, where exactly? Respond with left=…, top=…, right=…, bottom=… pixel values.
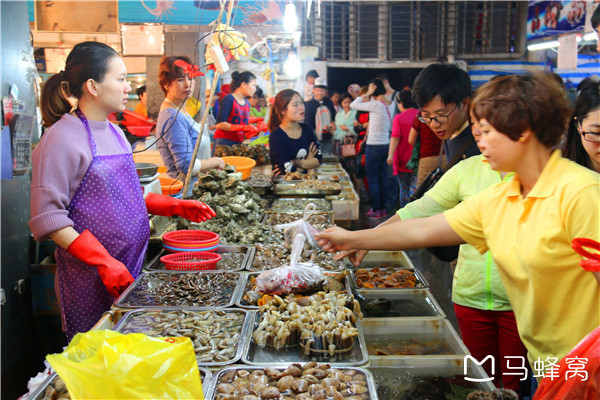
left=162, top=230, right=220, bottom=253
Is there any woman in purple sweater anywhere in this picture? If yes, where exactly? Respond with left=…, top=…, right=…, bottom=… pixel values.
left=30, top=42, right=215, bottom=341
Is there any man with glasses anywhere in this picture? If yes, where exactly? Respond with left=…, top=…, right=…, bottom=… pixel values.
left=412, top=63, right=480, bottom=163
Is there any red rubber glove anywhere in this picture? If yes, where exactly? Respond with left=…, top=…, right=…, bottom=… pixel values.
left=229, top=124, right=256, bottom=132
left=243, top=126, right=261, bottom=139
left=256, top=121, right=268, bottom=132
left=145, top=193, right=216, bottom=222
left=66, top=230, right=134, bottom=298
left=247, top=117, right=264, bottom=124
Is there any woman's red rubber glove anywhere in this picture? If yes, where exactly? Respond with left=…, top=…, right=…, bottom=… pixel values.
left=145, top=193, right=216, bottom=222
left=67, top=230, right=134, bottom=298
left=247, top=117, right=264, bottom=124
left=243, top=126, right=261, bottom=139
left=228, top=124, right=250, bottom=131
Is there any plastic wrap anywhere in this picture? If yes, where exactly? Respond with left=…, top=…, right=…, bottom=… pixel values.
left=255, top=234, right=325, bottom=295
left=275, top=203, right=321, bottom=248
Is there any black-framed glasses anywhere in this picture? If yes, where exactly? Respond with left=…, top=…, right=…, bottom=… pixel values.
left=418, top=104, right=458, bottom=125
left=577, top=124, right=600, bottom=143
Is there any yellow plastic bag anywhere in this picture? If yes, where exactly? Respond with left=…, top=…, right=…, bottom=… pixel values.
left=46, top=330, right=204, bottom=399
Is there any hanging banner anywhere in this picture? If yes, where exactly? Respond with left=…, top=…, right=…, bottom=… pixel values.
left=118, top=0, right=286, bottom=26
left=527, top=1, right=587, bottom=40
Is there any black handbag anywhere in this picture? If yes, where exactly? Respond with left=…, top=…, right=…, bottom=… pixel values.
left=409, top=136, right=475, bottom=262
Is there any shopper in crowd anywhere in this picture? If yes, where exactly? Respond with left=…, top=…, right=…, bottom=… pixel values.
left=317, top=74, right=600, bottom=380
left=330, top=90, right=341, bottom=113
left=350, top=85, right=370, bottom=196
left=353, top=85, right=370, bottom=139
left=408, top=112, right=443, bottom=185
left=32, top=42, right=216, bottom=341
left=593, top=3, right=600, bottom=52
left=376, top=72, right=399, bottom=118
left=376, top=73, right=400, bottom=210
left=387, top=90, right=418, bottom=207
left=357, top=111, right=528, bottom=391
left=304, top=77, right=336, bottom=153
left=213, top=70, right=257, bottom=147
left=333, top=93, right=357, bottom=154
left=133, top=85, right=147, bottom=117
left=303, top=69, right=319, bottom=102
left=156, top=56, right=225, bottom=196
left=347, top=83, right=361, bottom=100
left=563, top=79, right=600, bottom=173
left=269, top=89, right=322, bottom=175
left=351, top=78, right=392, bottom=218
left=249, top=87, right=267, bottom=119
left=413, top=63, right=480, bottom=164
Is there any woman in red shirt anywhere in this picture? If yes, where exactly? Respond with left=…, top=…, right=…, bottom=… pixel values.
left=213, top=71, right=257, bottom=147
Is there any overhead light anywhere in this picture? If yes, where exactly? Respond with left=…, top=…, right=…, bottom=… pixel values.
left=583, top=31, right=598, bottom=42
left=527, top=40, right=559, bottom=51
left=283, top=3, right=298, bottom=32
left=283, top=53, right=301, bottom=78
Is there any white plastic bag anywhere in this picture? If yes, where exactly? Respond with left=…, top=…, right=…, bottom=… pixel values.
left=275, top=203, right=321, bottom=249
left=255, top=234, right=325, bottom=295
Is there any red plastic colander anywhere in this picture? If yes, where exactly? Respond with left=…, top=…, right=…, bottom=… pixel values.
left=160, top=251, right=222, bottom=271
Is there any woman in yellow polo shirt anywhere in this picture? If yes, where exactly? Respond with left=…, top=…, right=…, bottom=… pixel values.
left=316, top=74, right=600, bottom=377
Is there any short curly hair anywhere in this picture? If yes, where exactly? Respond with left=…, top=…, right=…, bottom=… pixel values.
left=158, top=55, right=192, bottom=95
left=471, top=73, right=571, bottom=148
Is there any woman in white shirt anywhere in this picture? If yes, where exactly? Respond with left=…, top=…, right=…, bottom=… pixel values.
left=350, top=79, right=392, bottom=219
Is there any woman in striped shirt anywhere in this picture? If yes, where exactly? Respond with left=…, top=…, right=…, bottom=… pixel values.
left=350, top=79, right=392, bottom=219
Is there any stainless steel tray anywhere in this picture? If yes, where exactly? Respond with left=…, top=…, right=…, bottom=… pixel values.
left=360, top=289, right=446, bottom=319
left=206, top=364, right=379, bottom=400
left=249, top=244, right=345, bottom=272
left=260, top=210, right=334, bottom=228
left=146, top=246, right=252, bottom=272
left=369, top=358, right=495, bottom=399
left=114, top=270, right=243, bottom=309
left=114, top=308, right=255, bottom=367
left=362, top=318, right=469, bottom=360
left=273, top=174, right=340, bottom=183
left=350, top=266, right=429, bottom=293
left=344, top=250, right=417, bottom=270
left=234, top=271, right=353, bottom=309
left=198, top=367, right=212, bottom=397
left=269, top=198, right=333, bottom=212
left=30, top=366, right=215, bottom=400
left=272, top=183, right=342, bottom=197
left=250, top=184, right=271, bottom=196
left=241, top=313, right=369, bottom=366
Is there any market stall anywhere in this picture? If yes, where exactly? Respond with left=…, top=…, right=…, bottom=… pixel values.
left=28, top=160, right=496, bottom=400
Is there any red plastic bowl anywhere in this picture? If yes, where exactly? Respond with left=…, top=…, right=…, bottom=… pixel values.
left=160, top=251, right=222, bottom=271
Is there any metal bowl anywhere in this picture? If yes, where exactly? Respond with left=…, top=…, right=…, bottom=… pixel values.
left=135, top=163, right=159, bottom=178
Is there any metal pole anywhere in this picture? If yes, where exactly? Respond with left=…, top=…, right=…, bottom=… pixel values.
left=182, top=71, right=220, bottom=197
left=182, top=0, right=236, bottom=197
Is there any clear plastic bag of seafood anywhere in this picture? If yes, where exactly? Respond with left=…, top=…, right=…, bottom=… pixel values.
left=255, top=234, right=326, bottom=295
left=275, top=203, right=321, bottom=249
